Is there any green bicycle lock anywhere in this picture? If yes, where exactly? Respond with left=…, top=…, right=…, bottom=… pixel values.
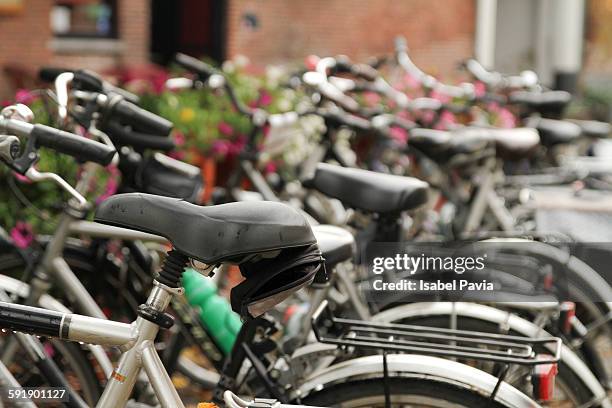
left=182, top=269, right=242, bottom=355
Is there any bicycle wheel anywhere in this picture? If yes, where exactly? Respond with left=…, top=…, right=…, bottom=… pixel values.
left=302, top=377, right=510, bottom=407
left=2, top=336, right=102, bottom=406
left=0, top=246, right=105, bottom=405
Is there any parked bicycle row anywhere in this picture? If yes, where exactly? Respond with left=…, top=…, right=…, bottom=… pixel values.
left=0, top=37, right=611, bottom=407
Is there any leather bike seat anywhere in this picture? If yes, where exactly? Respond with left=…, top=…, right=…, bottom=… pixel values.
left=570, top=119, right=611, bottom=139
left=312, top=224, right=355, bottom=270
left=509, top=90, right=572, bottom=112
left=526, top=117, right=582, bottom=146
left=94, top=193, right=316, bottom=264
left=304, top=163, right=429, bottom=214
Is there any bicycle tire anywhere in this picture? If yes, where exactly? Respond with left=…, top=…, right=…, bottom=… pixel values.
left=302, top=377, right=511, bottom=407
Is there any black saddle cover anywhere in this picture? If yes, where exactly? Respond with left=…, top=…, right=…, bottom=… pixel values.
left=95, top=193, right=316, bottom=264
left=95, top=193, right=326, bottom=318
left=305, top=163, right=429, bottom=214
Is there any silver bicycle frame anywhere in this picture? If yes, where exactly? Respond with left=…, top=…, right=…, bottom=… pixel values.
left=0, top=164, right=169, bottom=400
left=463, top=157, right=516, bottom=234
left=1, top=282, right=183, bottom=408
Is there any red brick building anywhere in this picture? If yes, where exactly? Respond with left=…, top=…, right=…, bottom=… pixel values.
left=0, top=0, right=149, bottom=98
left=224, top=0, right=475, bottom=74
left=0, top=0, right=476, bottom=99
left=0, top=0, right=608, bottom=99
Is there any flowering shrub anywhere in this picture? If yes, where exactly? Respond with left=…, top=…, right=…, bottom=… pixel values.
left=137, top=59, right=300, bottom=163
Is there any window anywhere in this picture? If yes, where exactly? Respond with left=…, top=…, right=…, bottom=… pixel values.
left=51, top=0, right=118, bottom=38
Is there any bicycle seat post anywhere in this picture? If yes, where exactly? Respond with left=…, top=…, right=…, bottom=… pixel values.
left=97, top=249, right=189, bottom=408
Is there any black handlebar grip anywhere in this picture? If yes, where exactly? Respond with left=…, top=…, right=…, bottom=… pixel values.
left=72, top=70, right=105, bottom=93
left=75, top=70, right=140, bottom=103
left=38, top=67, right=104, bottom=93
left=111, top=99, right=173, bottom=136
left=175, top=53, right=217, bottom=79
left=31, top=124, right=116, bottom=166
left=105, top=86, right=140, bottom=105
left=334, top=55, right=352, bottom=71
left=39, top=67, right=139, bottom=103
left=38, top=67, right=72, bottom=83
left=101, top=121, right=175, bottom=151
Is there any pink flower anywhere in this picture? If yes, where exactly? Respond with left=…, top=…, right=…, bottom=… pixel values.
left=10, top=221, right=34, bottom=249
left=435, top=110, right=457, bottom=130
left=421, top=110, right=435, bottom=125
left=497, top=108, right=517, bottom=128
left=305, top=55, right=320, bottom=71
left=228, top=136, right=246, bottom=155
left=258, top=90, right=273, bottom=107
left=403, top=74, right=421, bottom=90
left=474, top=81, right=486, bottom=98
left=95, top=166, right=120, bottom=205
left=168, top=150, right=185, bottom=160
left=173, top=131, right=186, bottom=146
left=151, top=72, right=170, bottom=94
left=43, top=342, right=55, bottom=358
left=487, top=102, right=501, bottom=113
left=389, top=126, right=408, bottom=145
left=363, top=92, right=381, bottom=107
left=15, top=88, right=36, bottom=105
left=429, top=89, right=451, bottom=104
left=211, top=139, right=231, bottom=156
left=264, top=161, right=277, bottom=174
left=218, top=122, right=234, bottom=137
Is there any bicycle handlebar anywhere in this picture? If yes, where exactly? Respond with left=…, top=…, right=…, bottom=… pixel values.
left=39, top=67, right=140, bottom=104
left=100, top=120, right=175, bottom=151
left=175, top=53, right=218, bottom=79
left=99, top=94, right=173, bottom=136
left=33, top=124, right=116, bottom=165
left=174, top=53, right=254, bottom=117
left=0, top=118, right=116, bottom=166
left=333, top=55, right=379, bottom=81
left=463, top=59, right=540, bottom=90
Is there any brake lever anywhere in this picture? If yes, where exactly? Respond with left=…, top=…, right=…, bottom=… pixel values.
left=0, top=135, right=20, bottom=165
left=25, top=167, right=88, bottom=208
left=0, top=105, right=38, bottom=174
left=88, top=120, right=119, bottom=166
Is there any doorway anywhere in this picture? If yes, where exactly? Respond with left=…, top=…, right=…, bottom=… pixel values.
left=150, top=0, right=227, bottom=65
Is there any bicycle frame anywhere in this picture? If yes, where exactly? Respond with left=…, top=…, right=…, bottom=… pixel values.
left=0, top=164, right=171, bottom=403
left=0, top=281, right=181, bottom=408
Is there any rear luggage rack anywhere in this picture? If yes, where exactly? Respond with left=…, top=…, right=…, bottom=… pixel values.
left=311, top=300, right=561, bottom=366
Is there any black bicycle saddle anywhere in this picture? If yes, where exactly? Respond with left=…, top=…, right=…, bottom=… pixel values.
left=305, top=163, right=429, bottom=214
left=94, top=193, right=316, bottom=264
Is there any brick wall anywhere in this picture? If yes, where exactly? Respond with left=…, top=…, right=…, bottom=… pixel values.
left=0, top=1, right=477, bottom=98
left=225, top=0, right=476, bottom=76
left=0, top=0, right=53, bottom=99
left=0, top=0, right=150, bottom=99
